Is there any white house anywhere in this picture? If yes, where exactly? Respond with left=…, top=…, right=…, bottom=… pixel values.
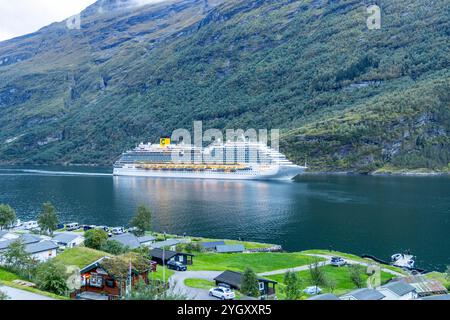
left=378, top=281, right=418, bottom=300
left=24, top=241, right=59, bottom=262
left=52, top=233, right=84, bottom=249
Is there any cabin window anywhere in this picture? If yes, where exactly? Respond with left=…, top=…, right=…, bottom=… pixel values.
left=105, top=279, right=115, bottom=288
left=259, top=282, right=265, bottom=291
left=89, top=274, right=103, bottom=288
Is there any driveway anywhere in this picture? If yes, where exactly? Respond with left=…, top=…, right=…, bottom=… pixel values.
left=0, top=285, right=54, bottom=300
left=169, top=271, right=222, bottom=300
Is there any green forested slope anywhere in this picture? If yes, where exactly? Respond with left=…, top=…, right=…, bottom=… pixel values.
left=0, top=0, right=448, bottom=172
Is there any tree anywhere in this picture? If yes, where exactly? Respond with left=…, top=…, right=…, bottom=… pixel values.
left=309, top=260, right=326, bottom=287
left=35, top=260, right=69, bottom=296
left=325, top=276, right=337, bottom=294
left=241, top=268, right=260, bottom=298
left=101, top=240, right=129, bottom=255
left=0, top=204, right=16, bottom=230
left=445, top=265, right=450, bottom=282
left=84, top=229, right=108, bottom=250
left=348, top=265, right=365, bottom=288
left=0, top=290, right=8, bottom=300
left=38, top=202, right=59, bottom=235
left=130, top=205, right=152, bottom=237
left=3, top=240, right=35, bottom=279
left=284, top=270, right=302, bottom=300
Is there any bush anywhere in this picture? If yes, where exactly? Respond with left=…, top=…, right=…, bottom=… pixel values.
left=101, top=240, right=129, bottom=255
left=35, top=261, right=69, bottom=296
left=176, top=243, right=203, bottom=253
left=84, top=229, right=108, bottom=250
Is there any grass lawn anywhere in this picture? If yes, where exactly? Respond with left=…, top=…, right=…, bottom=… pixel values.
left=190, top=252, right=321, bottom=273
left=426, top=272, right=450, bottom=289
left=0, top=268, right=21, bottom=282
left=184, top=278, right=215, bottom=290
left=301, top=250, right=406, bottom=275
left=149, top=266, right=174, bottom=282
left=54, top=247, right=109, bottom=268
left=267, top=265, right=395, bottom=299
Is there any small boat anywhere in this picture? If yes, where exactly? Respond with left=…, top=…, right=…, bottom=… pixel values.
left=391, top=252, right=416, bottom=269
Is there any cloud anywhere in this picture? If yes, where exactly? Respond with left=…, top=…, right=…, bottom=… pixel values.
left=0, top=0, right=98, bottom=41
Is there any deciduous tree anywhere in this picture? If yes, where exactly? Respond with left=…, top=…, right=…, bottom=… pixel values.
left=35, top=260, right=69, bottom=296
left=130, top=205, right=152, bottom=237
left=0, top=204, right=16, bottom=230
left=38, top=202, right=59, bottom=235
left=84, top=229, right=108, bottom=250
left=284, top=270, right=302, bottom=300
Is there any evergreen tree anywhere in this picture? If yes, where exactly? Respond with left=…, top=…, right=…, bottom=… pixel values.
left=241, top=268, right=260, bottom=298
left=284, top=270, right=301, bottom=300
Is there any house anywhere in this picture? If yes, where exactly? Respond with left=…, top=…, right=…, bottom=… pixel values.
left=216, top=244, right=245, bottom=253
left=378, top=281, right=417, bottom=300
left=110, top=233, right=156, bottom=250
left=214, top=270, right=277, bottom=297
left=150, top=239, right=181, bottom=250
left=200, top=241, right=226, bottom=251
left=74, top=256, right=154, bottom=300
left=308, top=293, right=340, bottom=300
left=0, top=235, right=57, bottom=263
left=52, top=233, right=84, bottom=249
left=341, top=288, right=385, bottom=300
left=150, top=248, right=194, bottom=266
left=24, top=240, right=58, bottom=262
left=397, top=276, right=448, bottom=298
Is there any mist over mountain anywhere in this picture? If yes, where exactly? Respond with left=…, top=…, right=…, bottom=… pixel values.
left=0, top=0, right=449, bottom=172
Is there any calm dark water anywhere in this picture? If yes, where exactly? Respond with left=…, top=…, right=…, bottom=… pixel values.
left=0, top=166, right=449, bottom=271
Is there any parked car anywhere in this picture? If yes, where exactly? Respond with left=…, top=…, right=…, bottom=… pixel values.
left=66, top=223, right=79, bottom=231
left=330, top=256, right=347, bottom=267
left=209, top=287, right=236, bottom=300
left=23, top=221, right=39, bottom=230
left=304, top=286, right=322, bottom=295
left=166, top=260, right=187, bottom=271
left=111, top=227, right=125, bottom=235
left=83, top=225, right=96, bottom=231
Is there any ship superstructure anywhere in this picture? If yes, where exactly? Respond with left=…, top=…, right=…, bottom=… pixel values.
left=114, top=140, right=305, bottom=180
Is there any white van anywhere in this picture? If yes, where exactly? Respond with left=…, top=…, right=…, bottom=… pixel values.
left=23, top=221, right=38, bottom=230
left=111, top=227, right=125, bottom=235
left=65, top=223, right=79, bottom=231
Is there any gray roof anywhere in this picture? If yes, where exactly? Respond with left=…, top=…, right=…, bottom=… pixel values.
left=308, top=293, right=340, bottom=300
left=0, top=234, right=42, bottom=251
left=421, top=294, right=450, bottom=300
left=214, top=270, right=277, bottom=290
left=200, top=241, right=226, bottom=249
left=216, top=244, right=245, bottom=253
left=345, top=288, right=385, bottom=300
left=151, top=239, right=181, bottom=249
left=20, top=234, right=42, bottom=245
left=382, top=281, right=416, bottom=296
left=138, top=235, right=156, bottom=243
left=110, top=233, right=141, bottom=249
left=25, top=240, right=58, bottom=254
left=52, top=233, right=82, bottom=245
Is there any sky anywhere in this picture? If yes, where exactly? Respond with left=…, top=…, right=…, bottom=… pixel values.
left=0, top=0, right=166, bottom=42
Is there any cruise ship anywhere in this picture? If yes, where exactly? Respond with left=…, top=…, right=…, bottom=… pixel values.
left=113, top=139, right=306, bottom=181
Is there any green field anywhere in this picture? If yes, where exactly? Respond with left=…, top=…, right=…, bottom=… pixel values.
left=0, top=268, right=20, bottom=282
left=267, top=265, right=395, bottom=299
left=54, top=247, right=109, bottom=268
left=184, top=278, right=215, bottom=290
left=190, top=252, right=321, bottom=273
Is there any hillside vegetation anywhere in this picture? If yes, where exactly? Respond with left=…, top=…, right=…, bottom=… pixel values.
left=0, top=0, right=448, bottom=172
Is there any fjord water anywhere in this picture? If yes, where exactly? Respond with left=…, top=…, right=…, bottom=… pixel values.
left=0, top=167, right=449, bottom=271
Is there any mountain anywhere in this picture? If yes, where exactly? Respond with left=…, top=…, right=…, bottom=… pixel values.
left=0, top=0, right=449, bottom=173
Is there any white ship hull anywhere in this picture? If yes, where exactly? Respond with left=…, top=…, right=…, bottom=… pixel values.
left=113, top=165, right=305, bottom=181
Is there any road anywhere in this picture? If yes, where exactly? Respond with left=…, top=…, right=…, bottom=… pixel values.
left=169, top=271, right=222, bottom=300
left=0, top=285, right=54, bottom=300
